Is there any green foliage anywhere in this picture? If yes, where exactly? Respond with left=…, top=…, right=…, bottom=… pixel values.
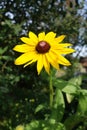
left=0, top=0, right=87, bottom=130
left=15, top=75, right=87, bottom=130
left=25, top=120, right=65, bottom=130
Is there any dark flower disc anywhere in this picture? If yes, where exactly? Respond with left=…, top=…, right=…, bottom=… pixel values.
left=36, top=41, right=50, bottom=53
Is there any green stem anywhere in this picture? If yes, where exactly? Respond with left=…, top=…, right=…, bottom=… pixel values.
left=49, top=72, right=53, bottom=107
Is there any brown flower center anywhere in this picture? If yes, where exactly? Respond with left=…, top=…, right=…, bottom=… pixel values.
left=36, top=41, right=50, bottom=53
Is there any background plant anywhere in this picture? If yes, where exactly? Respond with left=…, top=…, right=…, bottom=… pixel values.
left=0, top=0, right=87, bottom=130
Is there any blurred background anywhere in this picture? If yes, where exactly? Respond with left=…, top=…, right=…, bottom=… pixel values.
left=0, top=0, right=87, bottom=129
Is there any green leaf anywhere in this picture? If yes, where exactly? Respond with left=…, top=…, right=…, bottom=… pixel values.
left=77, top=93, right=87, bottom=115
left=0, top=47, right=8, bottom=55
left=53, top=79, right=68, bottom=90
left=53, top=76, right=82, bottom=95
left=68, top=76, right=82, bottom=86
left=2, top=56, right=11, bottom=60
left=62, top=76, right=82, bottom=94
left=62, top=83, right=78, bottom=94
left=35, top=104, right=45, bottom=113
left=51, top=88, right=65, bottom=122
left=66, top=93, right=74, bottom=103
left=78, top=89, right=87, bottom=96
left=54, top=78, right=78, bottom=94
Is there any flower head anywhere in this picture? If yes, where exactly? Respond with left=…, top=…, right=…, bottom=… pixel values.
left=13, top=31, right=75, bottom=74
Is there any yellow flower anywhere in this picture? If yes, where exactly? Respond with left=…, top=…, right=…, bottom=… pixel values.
left=13, top=31, right=75, bottom=74
left=15, top=125, right=24, bottom=130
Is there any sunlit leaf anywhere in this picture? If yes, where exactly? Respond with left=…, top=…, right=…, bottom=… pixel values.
left=51, top=88, right=65, bottom=122
left=66, top=93, right=74, bottom=103
left=53, top=76, right=82, bottom=95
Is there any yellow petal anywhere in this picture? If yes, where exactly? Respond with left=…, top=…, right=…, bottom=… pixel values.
left=46, top=51, right=59, bottom=70
left=44, top=32, right=56, bottom=43
left=24, top=54, right=39, bottom=67
left=55, top=35, right=66, bottom=43
left=20, top=37, right=35, bottom=45
left=57, top=48, right=75, bottom=55
left=14, top=52, right=36, bottom=65
left=43, top=54, right=50, bottom=74
left=57, top=43, right=72, bottom=47
left=57, top=55, right=71, bottom=66
left=51, top=43, right=72, bottom=50
left=29, top=31, right=38, bottom=43
left=38, top=32, right=45, bottom=41
left=13, top=44, right=34, bottom=53
left=37, top=54, right=43, bottom=75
